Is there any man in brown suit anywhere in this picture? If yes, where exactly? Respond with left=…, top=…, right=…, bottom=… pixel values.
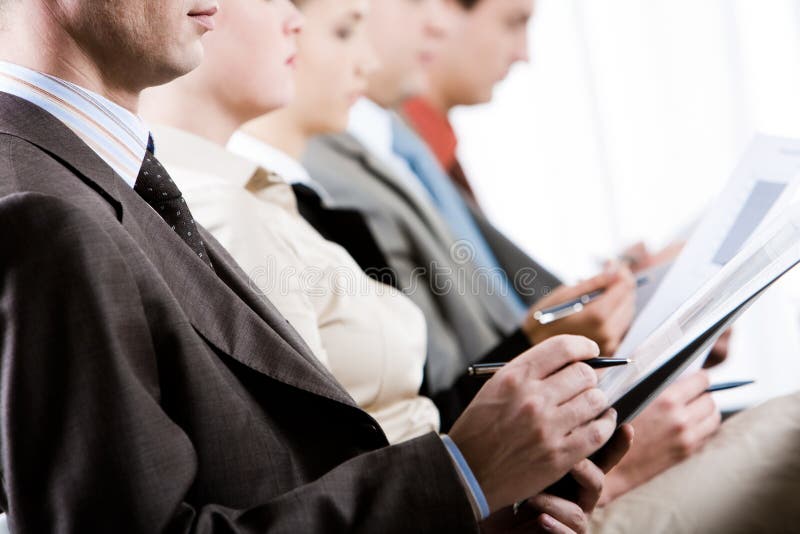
left=0, top=1, right=630, bottom=532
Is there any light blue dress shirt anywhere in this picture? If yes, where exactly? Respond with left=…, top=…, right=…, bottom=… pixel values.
left=390, top=113, right=529, bottom=318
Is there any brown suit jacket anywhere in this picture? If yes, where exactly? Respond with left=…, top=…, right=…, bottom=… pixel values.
left=0, top=93, right=476, bottom=533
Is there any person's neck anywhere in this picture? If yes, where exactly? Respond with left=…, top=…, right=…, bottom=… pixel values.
left=365, top=83, right=403, bottom=111
left=240, top=110, right=308, bottom=160
left=141, top=83, right=241, bottom=147
left=418, top=86, right=454, bottom=117
left=0, top=7, right=140, bottom=112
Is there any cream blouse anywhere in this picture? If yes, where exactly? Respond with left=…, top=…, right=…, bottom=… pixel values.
left=153, top=126, right=439, bottom=443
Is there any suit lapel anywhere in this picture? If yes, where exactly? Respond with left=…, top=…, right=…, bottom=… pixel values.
left=0, top=93, right=355, bottom=407
left=120, top=195, right=354, bottom=405
left=324, top=133, right=459, bottom=250
left=0, top=93, right=123, bottom=219
left=293, top=184, right=394, bottom=282
left=322, top=133, right=522, bottom=334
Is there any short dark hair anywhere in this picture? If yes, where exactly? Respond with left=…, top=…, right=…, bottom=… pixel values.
left=455, top=0, right=481, bottom=9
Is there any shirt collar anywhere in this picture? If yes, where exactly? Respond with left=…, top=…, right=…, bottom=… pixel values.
left=346, top=97, right=437, bottom=204
left=347, top=98, right=396, bottom=162
left=402, top=97, right=458, bottom=170
left=150, top=125, right=264, bottom=188
left=228, top=131, right=310, bottom=185
left=0, top=61, right=150, bottom=187
left=227, top=131, right=335, bottom=204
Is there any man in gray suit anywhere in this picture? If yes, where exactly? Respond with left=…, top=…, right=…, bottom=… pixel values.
left=303, top=0, right=637, bottom=425
left=0, top=0, right=630, bottom=532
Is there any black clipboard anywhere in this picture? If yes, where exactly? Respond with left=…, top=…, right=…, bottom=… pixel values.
left=613, top=255, right=800, bottom=423
left=544, top=255, right=800, bottom=501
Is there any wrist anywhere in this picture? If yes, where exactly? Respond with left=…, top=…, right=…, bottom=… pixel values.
left=447, top=427, right=506, bottom=514
left=440, top=434, right=491, bottom=519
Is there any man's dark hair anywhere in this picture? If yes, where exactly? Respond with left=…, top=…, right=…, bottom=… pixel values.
left=456, top=0, right=481, bottom=9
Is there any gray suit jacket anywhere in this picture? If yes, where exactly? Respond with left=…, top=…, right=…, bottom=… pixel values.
left=0, top=93, right=476, bottom=533
left=303, top=133, right=561, bottom=396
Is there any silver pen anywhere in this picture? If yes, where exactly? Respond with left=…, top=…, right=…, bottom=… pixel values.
left=532, top=276, right=649, bottom=325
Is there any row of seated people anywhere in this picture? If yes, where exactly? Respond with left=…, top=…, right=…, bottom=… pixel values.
left=1, top=0, right=798, bottom=532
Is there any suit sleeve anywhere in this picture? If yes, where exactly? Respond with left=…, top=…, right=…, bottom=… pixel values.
left=0, top=193, right=477, bottom=534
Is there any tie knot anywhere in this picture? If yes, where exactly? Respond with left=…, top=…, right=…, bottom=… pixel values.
left=134, top=151, right=182, bottom=203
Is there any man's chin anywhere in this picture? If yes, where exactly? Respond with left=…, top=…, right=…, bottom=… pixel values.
left=396, top=77, right=429, bottom=105
left=151, top=47, right=205, bottom=87
left=469, top=89, right=494, bottom=107
left=177, top=43, right=207, bottom=75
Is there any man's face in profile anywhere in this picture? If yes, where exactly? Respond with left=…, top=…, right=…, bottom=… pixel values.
left=433, top=0, right=533, bottom=106
left=53, top=0, right=219, bottom=89
left=365, top=0, right=453, bottom=105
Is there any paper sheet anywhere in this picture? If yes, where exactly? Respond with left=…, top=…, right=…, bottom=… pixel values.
left=614, top=135, right=800, bottom=366
left=602, top=206, right=800, bottom=403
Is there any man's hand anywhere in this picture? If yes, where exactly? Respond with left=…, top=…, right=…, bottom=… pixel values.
left=449, top=335, right=619, bottom=513
left=600, top=371, right=721, bottom=503
left=480, top=498, right=590, bottom=534
left=481, top=426, right=634, bottom=534
left=619, top=240, right=684, bottom=273
left=524, top=265, right=637, bottom=355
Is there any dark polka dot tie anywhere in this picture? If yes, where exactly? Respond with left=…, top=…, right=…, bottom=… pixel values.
left=134, top=150, right=214, bottom=270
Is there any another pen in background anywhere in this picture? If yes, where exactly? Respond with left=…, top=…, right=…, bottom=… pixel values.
left=705, top=380, right=755, bottom=393
left=533, top=276, right=650, bottom=325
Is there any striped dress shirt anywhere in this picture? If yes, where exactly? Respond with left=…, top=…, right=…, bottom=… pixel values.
left=0, top=61, right=150, bottom=187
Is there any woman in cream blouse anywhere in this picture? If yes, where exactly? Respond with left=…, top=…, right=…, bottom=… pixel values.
left=142, top=0, right=438, bottom=444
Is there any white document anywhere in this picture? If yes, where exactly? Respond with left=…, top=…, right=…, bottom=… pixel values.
left=615, top=135, right=800, bottom=364
left=602, top=205, right=800, bottom=407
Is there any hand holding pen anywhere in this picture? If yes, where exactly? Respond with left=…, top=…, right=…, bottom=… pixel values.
left=448, top=335, right=633, bottom=514
left=523, top=264, right=638, bottom=355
